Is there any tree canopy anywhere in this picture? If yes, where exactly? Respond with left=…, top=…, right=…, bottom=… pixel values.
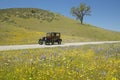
left=71, top=3, right=91, bottom=24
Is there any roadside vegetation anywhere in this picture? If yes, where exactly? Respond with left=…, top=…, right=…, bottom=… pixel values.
left=0, top=43, right=120, bottom=80
left=0, top=8, right=120, bottom=45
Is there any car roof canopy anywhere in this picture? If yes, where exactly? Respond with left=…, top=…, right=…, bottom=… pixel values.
left=47, top=32, right=60, bottom=34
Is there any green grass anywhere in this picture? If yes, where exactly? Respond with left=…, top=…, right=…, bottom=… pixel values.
left=0, top=43, right=120, bottom=80
left=0, top=23, right=45, bottom=45
left=0, top=8, right=120, bottom=45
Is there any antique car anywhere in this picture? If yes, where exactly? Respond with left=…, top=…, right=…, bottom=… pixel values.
left=38, top=32, right=62, bottom=45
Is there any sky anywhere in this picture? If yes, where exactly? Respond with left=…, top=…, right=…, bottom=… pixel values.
left=0, top=0, right=120, bottom=32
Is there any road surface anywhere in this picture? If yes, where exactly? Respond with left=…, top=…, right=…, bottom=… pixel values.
left=0, top=41, right=120, bottom=51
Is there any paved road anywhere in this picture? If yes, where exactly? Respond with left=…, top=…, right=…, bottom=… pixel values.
left=0, top=41, right=120, bottom=51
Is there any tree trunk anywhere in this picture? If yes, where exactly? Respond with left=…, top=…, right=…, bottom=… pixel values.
left=80, top=16, right=83, bottom=24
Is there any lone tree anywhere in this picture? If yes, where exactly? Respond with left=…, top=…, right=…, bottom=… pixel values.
left=71, top=3, right=91, bottom=24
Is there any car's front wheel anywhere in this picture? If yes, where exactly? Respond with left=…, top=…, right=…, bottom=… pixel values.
left=58, top=40, right=61, bottom=44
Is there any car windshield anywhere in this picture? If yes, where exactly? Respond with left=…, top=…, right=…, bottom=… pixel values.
left=56, top=33, right=60, bottom=36
left=46, top=33, right=60, bottom=37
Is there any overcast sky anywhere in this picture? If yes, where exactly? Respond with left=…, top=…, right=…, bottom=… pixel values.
left=0, top=0, right=120, bottom=32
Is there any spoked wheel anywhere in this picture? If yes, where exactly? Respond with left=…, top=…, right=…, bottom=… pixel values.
left=58, top=40, right=61, bottom=44
left=38, top=39, right=43, bottom=45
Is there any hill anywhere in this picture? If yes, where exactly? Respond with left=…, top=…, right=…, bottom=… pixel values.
left=0, top=8, right=120, bottom=45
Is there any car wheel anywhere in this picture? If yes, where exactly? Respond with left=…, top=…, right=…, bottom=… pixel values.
left=58, top=41, right=61, bottom=44
left=38, top=39, right=43, bottom=45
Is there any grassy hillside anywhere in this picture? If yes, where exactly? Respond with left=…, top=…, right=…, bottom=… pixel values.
left=0, top=8, right=120, bottom=45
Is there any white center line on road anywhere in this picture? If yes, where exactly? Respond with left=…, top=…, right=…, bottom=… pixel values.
left=0, top=41, right=120, bottom=51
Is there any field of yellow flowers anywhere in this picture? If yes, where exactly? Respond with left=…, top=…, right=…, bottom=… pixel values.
left=0, top=43, right=120, bottom=80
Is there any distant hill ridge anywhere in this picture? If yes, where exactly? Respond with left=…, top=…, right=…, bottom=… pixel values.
left=0, top=8, right=59, bottom=23
left=0, top=8, right=120, bottom=45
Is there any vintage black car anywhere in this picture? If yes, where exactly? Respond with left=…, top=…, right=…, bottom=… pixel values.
left=38, top=32, right=62, bottom=45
